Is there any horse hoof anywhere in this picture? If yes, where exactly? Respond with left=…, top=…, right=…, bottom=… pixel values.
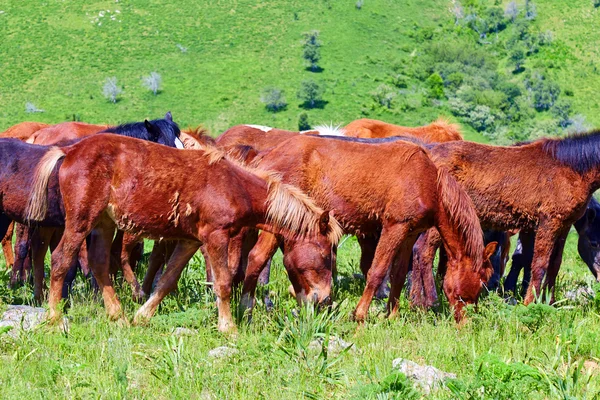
left=263, top=296, right=274, bottom=312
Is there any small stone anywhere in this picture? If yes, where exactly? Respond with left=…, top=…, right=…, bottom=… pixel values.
left=173, top=327, right=198, bottom=337
left=392, top=358, right=456, bottom=395
left=0, top=305, right=46, bottom=338
left=208, top=346, right=238, bottom=359
left=308, top=335, right=356, bottom=356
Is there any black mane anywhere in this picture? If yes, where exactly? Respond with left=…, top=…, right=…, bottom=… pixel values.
left=101, top=116, right=181, bottom=148
left=542, top=130, right=600, bottom=174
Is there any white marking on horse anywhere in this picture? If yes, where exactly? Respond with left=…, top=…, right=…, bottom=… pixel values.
left=313, top=124, right=345, bottom=136
left=245, top=124, right=273, bottom=132
left=175, top=137, right=185, bottom=149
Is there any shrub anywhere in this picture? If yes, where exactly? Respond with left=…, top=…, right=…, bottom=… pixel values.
left=450, top=0, right=464, bottom=25
left=355, top=0, right=363, bottom=10
left=260, top=87, right=287, bottom=112
left=509, top=47, right=526, bottom=72
left=467, top=105, right=496, bottom=132
left=445, top=72, right=464, bottom=90
left=302, top=30, right=321, bottom=71
left=176, top=44, right=188, bottom=53
left=594, top=0, right=600, bottom=8
left=568, top=114, right=591, bottom=134
left=25, top=102, right=44, bottom=113
left=297, top=79, right=324, bottom=108
left=551, top=98, right=573, bottom=128
left=526, top=73, right=560, bottom=111
left=371, top=84, right=396, bottom=109
left=426, top=73, right=445, bottom=99
left=298, top=112, right=310, bottom=131
left=525, top=0, right=537, bottom=20
left=505, top=1, right=519, bottom=21
left=102, top=77, right=122, bottom=103
left=142, top=72, right=162, bottom=95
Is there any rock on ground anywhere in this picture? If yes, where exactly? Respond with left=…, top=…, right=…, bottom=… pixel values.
left=392, top=358, right=456, bottom=395
left=173, top=327, right=198, bottom=337
left=208, top=346, right=238, bottom=359
left=308, top=335, right=357, bottom=356
left=0, top=305, right=46, bottom=338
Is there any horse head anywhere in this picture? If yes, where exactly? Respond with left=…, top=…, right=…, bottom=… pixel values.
left=144, top=111, right=183, bottom=149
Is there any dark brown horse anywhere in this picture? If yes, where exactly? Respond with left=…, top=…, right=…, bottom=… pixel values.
left=26, top=134, right=341, bottom=332
left=234, top=134, right=495, bottom=322
left=343, top=118, right=463, bottom=142
left=411, top=131, right=600, bottom=306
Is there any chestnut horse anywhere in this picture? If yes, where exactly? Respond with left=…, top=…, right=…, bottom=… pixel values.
left=235, top=134, right=495, bottom=321
left=343, top=118, right=463, bottom=142
left=2, top=115, right=182, bottom=302
left=0, top=122, right=50, bottom=141
left=412, top=131, right=600, bottom=306
left=26, top=134, right=341, bottom=331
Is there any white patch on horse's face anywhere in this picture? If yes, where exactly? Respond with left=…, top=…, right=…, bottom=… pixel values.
left=175, top=137, right=185, bottom=149
left=313, top=124, right=345, bottom=136
left=245, top=124, right=273, bottom=132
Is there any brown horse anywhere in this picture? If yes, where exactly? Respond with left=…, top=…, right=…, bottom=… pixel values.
left=26, top=134, right=341, bottom=331
left=343, top=118, right=463, bottom=142
left=234, top=134, right=495, bottom=322
left=412, top=131, right=600, bottom=306
left=0, top=122, right=50, bottom=141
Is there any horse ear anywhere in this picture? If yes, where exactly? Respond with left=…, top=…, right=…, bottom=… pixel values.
left=165, top=111, right=173, bottom=122
left=144, top=119, right=160, bottom=141
left=483, top=241, right=498, bottom=261
left=318, top=211, right=330, bottom=234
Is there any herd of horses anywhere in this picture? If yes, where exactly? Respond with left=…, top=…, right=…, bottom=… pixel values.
left=1, top=114, right=599, bottom=332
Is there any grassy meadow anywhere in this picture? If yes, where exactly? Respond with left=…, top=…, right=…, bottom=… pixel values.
left=1, top=0, right=600, bottom=398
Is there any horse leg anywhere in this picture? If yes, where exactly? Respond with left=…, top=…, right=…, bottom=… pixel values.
left=205, top=230, right=237, bottom=333
left=120, top=232, right=144, bottom=302
left=239, top=232, right=279, bottom=317
left=410, top=229, right=441, bottom=308
left=388, top=234, right=419, bottom=317
left=357, top=234, right=390, bottom=298
left=109, top=230, right=124, bottom=279
left=142, top=240, right=167, bottom=296
left=541, top=228, right=570, bottom=303
left=1, top=221, right=14, bottom=271
left=524, top=224, right=563, bottom=305
left=10, top=223, right=31, bottom=286
left=30, top=227, right=54, bottom=304
left=354, top=223, right=409, bottom=323
left=133, top=240, right=200, bottom=325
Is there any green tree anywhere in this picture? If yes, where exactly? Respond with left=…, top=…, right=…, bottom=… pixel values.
left=297, top=79, right=324, bottom=108
left=302, top=31, right=322, bottom=71
left=298, top=112, right=311, bottom=130
left=260, top=87, right=287, bottom=112
left=509, top=47, right=526, bottom=72
left=426, top=73, right=445, bottom=99
left=552, top=98, right=573, bottom=128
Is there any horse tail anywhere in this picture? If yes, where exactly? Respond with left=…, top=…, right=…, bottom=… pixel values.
left=265, top=175, right=343, bottom=245
left=436, top=167, right=483, bottom=268
left=25, top=147, right=66, bottom=221
left=313, top=123, right=345, bottom=136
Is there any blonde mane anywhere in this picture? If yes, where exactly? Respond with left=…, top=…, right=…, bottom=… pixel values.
left=429, top=117, right=463, bottom=141
left=195, top=142, right=343, bottom=244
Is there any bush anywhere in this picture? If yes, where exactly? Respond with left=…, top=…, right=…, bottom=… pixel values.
left=371, top=84, right=396, bottom=109
left=509, top=46, right=526, bottom=72
left=355, top=0, right=363, bottom=10
left=260, top=87, right=287, bottom=112
left=568, top=114, right=591, bottom=134
left=25, top=102, right=44, bottom=113
left=302, top=30, right=321, bottom=71
left=426, top=73, right=445, bottom=99
left=445, top=72, right=464, bottom=90
left=102, top=77, right=122, bottom=103
left=297, top=79, right=324, bottom=108
left=594, top=0, right=600, bottom=8
left=525, top=0, right=537, bottom=20
left=298, top=112, right=310, bottom=131
left=505, top=1, right=519, bottom=21
left=467, top=105, right=496, bottom=132
left=551, top=98, right=573, bottom=128
left=526, top=73, right=561, bottom=111
left=142, top=72, right=162, bottom=95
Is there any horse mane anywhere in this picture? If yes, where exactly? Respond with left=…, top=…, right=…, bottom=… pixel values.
left=437, top=167, right=484, bottom=269
left=428, top=117, right=463, bottom=141
left=313, top=124, right=345, bottom=136
left=194, top=142, right=343, bottom=244
left=541, top=130, right=600, bottom=174
left=102, top=118, right=181, bottom=138
left=180, top=126, right=215, bottom=149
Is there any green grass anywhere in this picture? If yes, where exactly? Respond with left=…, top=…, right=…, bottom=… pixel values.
left=0, top=233, right=599, bottom=399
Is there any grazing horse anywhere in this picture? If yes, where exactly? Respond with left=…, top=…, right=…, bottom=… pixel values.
left=343, top=118, right=463, bottom=142
left=504, top=197, right=600, bottom=295
left=2, top=115, right=182, bottom=302
left=235, top=134, right=495, bottom=322
left=26, top=134, right=341, bottom=332
left=0, top=122, right=50, bottom=141
left=412, top=131, right=600, bottom=306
